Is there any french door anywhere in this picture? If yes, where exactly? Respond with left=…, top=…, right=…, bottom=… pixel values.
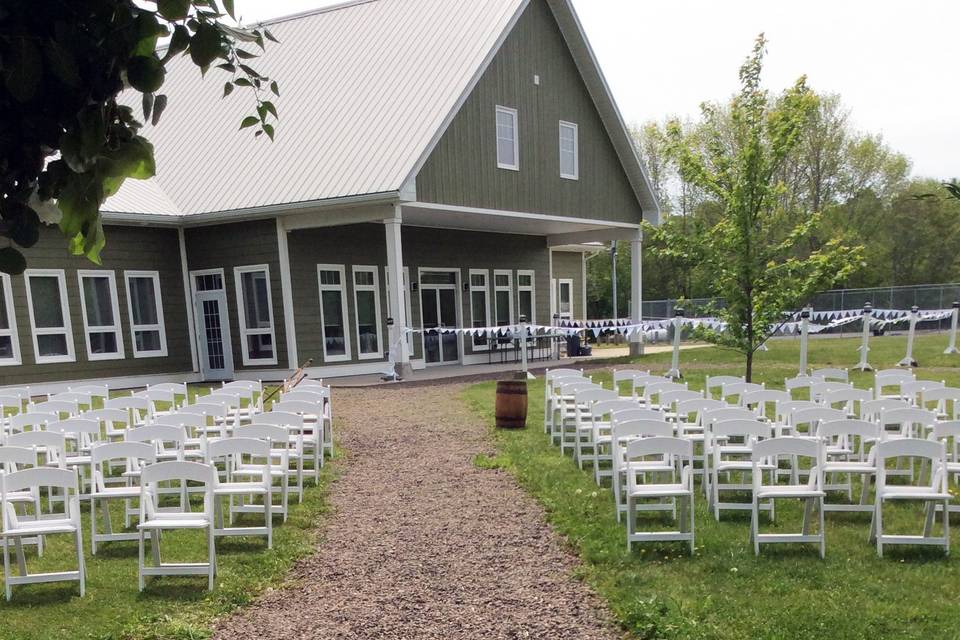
left=191, top=269, right=234, bottom=381
left=420, top=270, right=460, bottom=365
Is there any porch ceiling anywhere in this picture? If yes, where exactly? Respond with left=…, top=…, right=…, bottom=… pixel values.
left=401, top=202, right=639, bottom=246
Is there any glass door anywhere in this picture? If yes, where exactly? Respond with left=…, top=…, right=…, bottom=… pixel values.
left=191, top=270, right=234, bottom=381
left=420, top=270, right=460, bottom=366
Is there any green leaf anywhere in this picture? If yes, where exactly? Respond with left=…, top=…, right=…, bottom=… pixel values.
left=233, top=77, right=252, bottom=87
left=151, top=94, right=168, bottom=126
left=142, top=92, right=155, bottom=122
left=158, top=0, right=191, bottom=20
left=270, top=80, right=279, bottom=97
left=223, top=0, right=236, bottom=19
left=44, top=39, right=81, bottom=87
left=189, top=22, right=224, bottom=68
left=4, top=36, right=41, bottom=102
left=262, top=123, right=275, bottom=141
left=104, top=137, right=157, bottom=180
left=133, top=12, right=164, bottom=56
left=261, top=100, right=278, bottom=119
left=240, top=116, right=259, bottom=129
left=127, top=56, right=166, bottom=93
left=256, top=104, right=267, bottom=122
left=165, top=25, right=191, bottom=60
left=0, top=248, right=27, bottom=276
left=223, top=81, right=234, bottom=97
left=4, top=200, right=40, bottom=248
left=235, top=49, right=256, bottom=60
left=217, top=62, right=236, bottom=72
left=264, top=29, right=279, bottom=44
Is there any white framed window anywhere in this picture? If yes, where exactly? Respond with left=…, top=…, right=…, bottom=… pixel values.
left=0, top=274, right=21, bottom=366
left=558, top=278, right=574, bottom=319
left=559, top=120, right=579, bottom=180
left=24, top=269, right=75, bottom=364
left=496, top=105, right=519, bottom=171
left=493, top=269, right=514, bottom=327
left=468, top=269, right=491, bottom=350
left=317, top=264, right=351, bottom=362
left=234, top=264, right=277, bottom=366
left=352, top=266, right=383, bottom=360
left=124, top=270, right=168, bottom=358
left=517, top=270, right=536, bottom=323
left=77, top=270, right=124, bottom=361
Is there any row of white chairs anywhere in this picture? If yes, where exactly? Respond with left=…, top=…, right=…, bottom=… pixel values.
left=0, top=378, right=333, bottom=599
left=544, top=367, right=954, bottom=558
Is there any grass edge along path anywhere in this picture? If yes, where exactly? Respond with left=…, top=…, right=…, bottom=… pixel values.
left=0, top=395, right=342, bottom=640
left=463, top=334, right=960, bottom=640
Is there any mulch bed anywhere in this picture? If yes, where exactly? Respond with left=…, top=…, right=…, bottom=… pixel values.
left=212, top=383, right=618, bottom=639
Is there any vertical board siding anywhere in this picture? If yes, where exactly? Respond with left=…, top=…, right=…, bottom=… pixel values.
left=415, top=0, right=643, bottom=225
left=551, top=250, right=586, bottom=319
left=286, top=223, right=550, bottom=365
left=184, top=219, right=287, bottom=371
left=1, top=225, right=192, bottom=386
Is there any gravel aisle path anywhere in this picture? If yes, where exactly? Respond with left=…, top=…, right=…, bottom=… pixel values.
left=213, top=383, right=617, bottom=639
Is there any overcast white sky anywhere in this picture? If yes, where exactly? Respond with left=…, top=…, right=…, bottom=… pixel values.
left=232, top=0, right=959, bottom=179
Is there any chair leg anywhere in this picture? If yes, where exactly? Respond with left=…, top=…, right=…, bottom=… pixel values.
left=75, top=528, right=86, bottom=597
left=265, top=491, right=273, bottom=550
left=14, top=538, right=26, bottom=576
left=90, top=497, right=98, bottom=555
left=626, top=496, right=634, bottom=551
left=207, top=525, right=215, bottom=591
left=151, top=530, right=161, bottom=567
left=944, top=498, right=951, bottom=555
left=923, top=500, right=936, bottom=538
left=751, top=497, right=760, bottom=556
left=613, top=469, right=622, bottom=523
left=875, top=499, right=884, bottom=557
left=3, top=536, right=11, bottom=601
left=819, top=496, right=826, bottom=559
left=138, top=530, right=145, bottom=592
left=689, top=495, right=696, bottom=555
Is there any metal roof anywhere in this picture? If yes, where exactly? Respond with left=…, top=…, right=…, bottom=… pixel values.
left=103, top=0, right=660, bottom=223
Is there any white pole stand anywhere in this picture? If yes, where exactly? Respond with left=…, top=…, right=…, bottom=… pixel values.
left=798, top=307, right=811, bottom=375
left=899, top=306, right=919, bottom=368
left=945, top=302, right=959, bottom=355
left=666, top=313, right=683, bottom=380
left=855, top=305, right=873, bottom=372
left=519, top=319, right=534, bottom=380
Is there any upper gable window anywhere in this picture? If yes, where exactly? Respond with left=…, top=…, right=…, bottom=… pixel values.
left=496, top=106, right=519, bottom=171
left=559, top=121, right=579, bottom=180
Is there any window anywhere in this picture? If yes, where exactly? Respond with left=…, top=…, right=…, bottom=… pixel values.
left=469, top=270, right=490, bottom=349
left=496, top=106, right=519, bottom=170
left=124, top=271, right=168, bottom=358
left=235, top=265, right=277, bottom=366
left=0, top=274, right=20, bottom=365
left=78, top=271, right=123, bottom=360
left=352, top=266, right=383, bottom=360
left=558, top=278, right=573, bottom=319
left=559, top=121, right=579, bottom=180
left=24, top=269, right=74, bottom=364
left=317, top=265, right=350, bottom=362
left=493, top=270, right=513, bottom=327
left=517, top=270, right=536, bottom=323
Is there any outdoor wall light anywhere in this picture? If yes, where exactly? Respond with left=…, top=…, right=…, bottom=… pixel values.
left=463, top=282, right=470, bottom=291
left=863, top=302, right=873, bottom=315
left=519, top=314, right=528, bottom=323
left=410, top=282, right=418, bottom=292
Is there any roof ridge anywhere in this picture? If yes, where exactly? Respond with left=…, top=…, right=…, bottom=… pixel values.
left=253, top=0, right=382, bottom=27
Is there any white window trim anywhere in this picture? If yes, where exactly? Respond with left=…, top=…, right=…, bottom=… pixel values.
left=316, top=264, right=351, bottom=363
left=517, top=269, right=536, bottom=324
left=558, top=278, right=574, bottom=319
left=124, top=270, right=168, bottom=358
left=234, top=264, right=278, bottom=366
left=77, top=270, right=124, bottom=361
left=496, top=105, right=519, bottom=171
left=468, top=269, right=491, bottom=351
left=351, top=265, right=384, bottom=361
left=24, top=268, right=75, bottom=364
left=559, top=120, right=579, bottom=180
left=0, top=273, right=21, bottom=366
left=493, top=269, right=514, bottom=326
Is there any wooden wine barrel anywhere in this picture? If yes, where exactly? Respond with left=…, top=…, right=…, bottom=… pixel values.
left=495, top=380, right=528, bottom=429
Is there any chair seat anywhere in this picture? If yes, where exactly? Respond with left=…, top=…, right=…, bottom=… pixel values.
left=5, top=490, right=35, bottom=503
left=214, top=482, right=268, bottom=495
left=3, top=518, right=77, bottom=536
left=629, top=483, right=690, bottom=498
left=756, top=486, right=825, bottom=499
left=92, top=486, right=141, bottom=499
left=880, top=487, right=952, bottom=501
left=823, top=462, right=874, bottom=474
left=139, top=513, right=210, bottom=529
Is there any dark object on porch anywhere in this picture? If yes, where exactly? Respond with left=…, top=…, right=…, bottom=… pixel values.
left=565, top=334, right=591, bottom=357
left=495, top=380, right=528, bottom=429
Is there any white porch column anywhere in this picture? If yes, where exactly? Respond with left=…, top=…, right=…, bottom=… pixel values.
left=630, top=228, right=644, bottom=356
left=385, top=206, right=413, bottom=377
left=276, top=217, right=299, bottom=371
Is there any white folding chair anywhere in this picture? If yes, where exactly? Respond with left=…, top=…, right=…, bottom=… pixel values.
left=49, top=392, right=93, bottom=413
left=573, top=389, right=618, bottom=471
left=875, top=370, right=915, bottom=400
left=137, top=387, right=183, bottom=421
left=153, top=413, right=209, bottom=461
left=900, top=380, right=945, bottom=407
left=659, top=389, right=703, bottom=421
left=202, top=393, right=243, bottom=434
left=177, top=402, right=231, bottom=439
left=869, top=439, right=950, bottom=557
left=205, top=437, right=273, bottom=548
left=702, top=407, right=758, bottom=499
left=775, top=400, right=820, bottom=436
left=28, top=400, right=77, bottom=420
left=721, top=381, right=764, bottom=407
left=89, top=441, right=156, bottom=554
left=221, top=380, right=264, bottom=423
left=784, top=374, right=820, bottom=399
left=821, top=388, right=872, bottom=418
left=46, top=418, right=102, bottom=496
left=643, top=381, right=687, bottom=411
left=811, top=367, right=848, bottom=382
left=929, top=420, right=960, bottom=509
left=611, top=369, right=649, bottom=398
left=544, top=369, right=584, bottom=432
left=705, top=375, right=745, bottom=400
left=271, top=401, right=323, bottom=483
left=751, top=437, right=826, bottom=558
left=69, top=384, right=110, bottom=406
left=282, top=387, right=334, bottom=458
left=6, top=412, right=57, bottom=438
left=708, top=418, right=774, bottom=520
left=232, top=424, right=293, bottom=520
left=589, top=399, right=637, bottom=485
left=920, top=387, right=960, bottom=421
left=624, top=437, right=694, bottom=553
left=743, top=389, right=791, bottom=422
left=0, top=446, right=43, bottom=554
left=104, top=396, right=150, bottom=429
left=630, top=374, right=664, bottom=403
left=809, top=381, right=853, bottom=404
left=6, top=431, right=66, bottom=470
left=138, top=461, right=216, bottom=591
left=84, top=407, right=131, bottom=442
left=554, top=380, right=598, bottom=454
left=2, top=467, right=85, bottom=600
left=611, top=418, right=675, bottom=521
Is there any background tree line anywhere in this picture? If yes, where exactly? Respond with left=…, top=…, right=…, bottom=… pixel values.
left=587, top=92, right=960, bottom=318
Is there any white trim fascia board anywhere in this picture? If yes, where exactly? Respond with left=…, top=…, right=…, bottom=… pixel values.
left=101, top=191, right=402, bottom=228
left=550, top=243, right=607, bottom=253
left=403, top=201, right=642, bottom=230
left=0, top=371, right=202, bottom=396
left=276, top=217, right=299, bottom=370
left=303, top=360, right=390, bottom=379
left=546, top=227, right=639, bottom=247
left=401, top=0, right=531, bottom=187
left=178, top=228, right=200, bottom=372
left=283, top=205, right=396, bottom=231
left=547, top=0, right=661, bottom=223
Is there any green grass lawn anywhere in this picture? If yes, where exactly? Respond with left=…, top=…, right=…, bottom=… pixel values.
left=464, top=333, right=960, bottom=640
left=0, top=385, right=337, bottom=640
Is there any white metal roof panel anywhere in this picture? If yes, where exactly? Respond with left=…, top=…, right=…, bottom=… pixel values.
left=110, top=0, right=526, bottom=216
